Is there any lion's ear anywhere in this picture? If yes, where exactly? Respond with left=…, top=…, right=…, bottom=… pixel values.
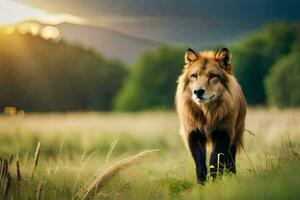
left=185, top=48, right=198, bottom=64
left=216, top=48, right=232, bottom=73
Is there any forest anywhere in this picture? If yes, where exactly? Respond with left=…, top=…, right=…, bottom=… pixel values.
left=0, top=21, right=299, bottom=111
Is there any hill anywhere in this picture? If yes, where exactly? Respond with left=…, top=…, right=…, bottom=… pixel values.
left=57, top=22, right=162, bottom=64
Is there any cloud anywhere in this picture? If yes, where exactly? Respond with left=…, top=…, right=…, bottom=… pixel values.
left=17, top=0, right=300, bottom=20
left=15, top=0, right=300, bottom=46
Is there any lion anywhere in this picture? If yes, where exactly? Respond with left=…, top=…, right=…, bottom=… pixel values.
left=175, top=48, right=247, bottom=183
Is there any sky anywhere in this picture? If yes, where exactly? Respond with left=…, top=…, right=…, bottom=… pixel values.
left=0, top=0, right=85, bottom=25
left=2, top=0, right=300, bottom=46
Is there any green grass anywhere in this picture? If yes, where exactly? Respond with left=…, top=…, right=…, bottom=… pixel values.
left=0, top=109, right=300, bottom=200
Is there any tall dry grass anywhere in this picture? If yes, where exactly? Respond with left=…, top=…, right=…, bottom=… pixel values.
left=31, top=142, right=41, bottom=178
left=0, top=158, right=11, bottom=200
left=81, top=149, right=158, bottom=199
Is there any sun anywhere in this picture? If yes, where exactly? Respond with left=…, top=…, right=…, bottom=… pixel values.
left=0, top=0, right=86, bottom=26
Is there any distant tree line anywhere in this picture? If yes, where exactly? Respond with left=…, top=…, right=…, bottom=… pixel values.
left=115, top=21, right=300, bottom=110
left=1, top=21, right=299, bottom=112
left=0, top=32, right=127, bottom=111
left=232, top=22, right=300, bottom=107
left=114, top=46, right=185, bottom=111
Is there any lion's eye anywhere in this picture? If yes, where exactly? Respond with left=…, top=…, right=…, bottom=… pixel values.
left=190, top=74, right=197, bottom=81
left=209, top=73, right=219, bottom=84
left=209, top=73, right=218, bottom=79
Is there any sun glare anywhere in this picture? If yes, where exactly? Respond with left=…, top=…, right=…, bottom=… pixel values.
left=17, top=22, right=41, bottom=34
left=0, top=0, right=86, bottom=26
left=40, top=25, right=60, bottom=40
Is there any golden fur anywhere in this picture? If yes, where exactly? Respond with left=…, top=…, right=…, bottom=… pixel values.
left=176, top=49, right=247, bottom=148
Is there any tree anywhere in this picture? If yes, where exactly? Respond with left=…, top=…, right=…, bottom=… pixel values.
left=0, top=32, right=127, bottom=111
left=232, top=22, right=296, bottom=105
left=114, top=46, right=186, bottom=111
left=265, top=52, right=300, bottom=107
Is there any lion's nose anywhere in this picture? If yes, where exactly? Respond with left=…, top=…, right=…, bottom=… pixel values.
left=193, top=89, right=205, bottom=98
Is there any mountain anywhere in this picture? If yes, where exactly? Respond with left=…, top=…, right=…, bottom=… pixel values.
left=56, top=23, right=161, bottom=64
left=1, top=20, right=162, bottom=64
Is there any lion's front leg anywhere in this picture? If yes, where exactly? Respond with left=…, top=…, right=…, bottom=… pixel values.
left=188, top=129, right=207, bottom=184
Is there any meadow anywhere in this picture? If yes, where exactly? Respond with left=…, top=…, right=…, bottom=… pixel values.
left=0, top=108, right=299, bottom=200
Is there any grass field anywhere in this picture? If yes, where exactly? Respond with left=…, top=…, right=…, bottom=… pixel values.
left=0, top=108, right=300, bottom=200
